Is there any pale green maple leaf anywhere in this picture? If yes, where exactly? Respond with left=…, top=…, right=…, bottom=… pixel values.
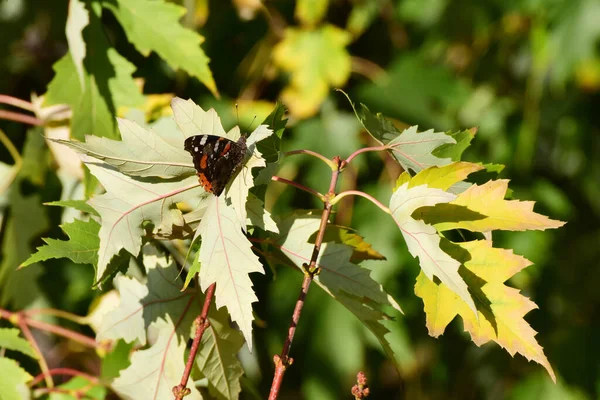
left=246, top=193, right=278, bottom=233
left=342, top=96, right=456, bottom=173
left=0, top=328, right=38, bottom=359
left=390, top=182, right=477, bottom=316
left=54, top=118, right=194, bottom=178
left=96, top=246, right=196, bottom=345
left=102, top=0, right=216, bottom=95
left=111, top=317, right=201, bottom=400
left=85, top=161, right=204, bottom=282
left=275, top=213, right=402, bottom=362
left=0, top=358, right=32, bottom=400
left=196, top=196, right=264, bottom=349
left=196, top=306, right=245, bottom=400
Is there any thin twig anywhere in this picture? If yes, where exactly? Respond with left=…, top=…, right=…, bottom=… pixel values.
left=173, top=283, right=216, bottom=400
left=330, top=190, right=391, bottom=214
left=25, top=317, right=100, bottom=349
left=345, top=144, right=389, bottom=165
left=30, top=368, right=99, bottom=387
left=268, top=156, right=344, bottom=400
left=17, top=317, right=53, bottom=388
left=271, top=175, right=325, bottom=200
left=284, top=149, right=337, bottom=170
left=0, top=94, right=35, bottom=112
left=0, top=109, right=44, bottom=126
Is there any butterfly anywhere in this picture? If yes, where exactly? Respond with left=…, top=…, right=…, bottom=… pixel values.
left=184, top=135, right=247, bottom=196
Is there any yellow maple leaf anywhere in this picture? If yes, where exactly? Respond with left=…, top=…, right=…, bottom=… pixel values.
left=415, top=239, right=556, bottom=382
left=431, top=179, right=566, bottom=232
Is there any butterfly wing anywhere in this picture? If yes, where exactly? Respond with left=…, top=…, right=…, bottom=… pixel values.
left=184, top=135, right=247, bottom=196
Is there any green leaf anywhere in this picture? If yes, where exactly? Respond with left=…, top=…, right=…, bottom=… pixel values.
left=85, top=162, right=204, bottom=282
left=196, top=196, right=264, bottom=349
left=275, top=213, right=403, bottom=363
left=347, top=99, right=456, bottom=173
left=0, top=357, right=32, bottom=400
left=273, top=25, right=351, bottom=118
left=102, top=0, right=217, bottom=95
left=65, top=0, right=89, bottom=87
left=432, top=128, right=477, bottom=161
left=197, top=306, right=244, bottom=400
left=390, top=175, right=477, bottom=316
left=101, top=340, right=134, bottom=381
left=295, top=0, right=329, bottom=26
left=0, top=328, right=38, bottom=359
left=48, top=376, right=106, bottom=400
left=45, top=4, right=143, bottom=139
left=97, top=246, right=196, bottom=345
left=54, top=117, right=195, bottom=178
left=0, top=192, right=49, bottom=308
left=21, top=218, right=100, bottom=268
left=315, top=225, right=386, bottom=263
left=246, top=193, right=278, bottom=233
left=112, top=318, right=201, bottom=400
left=45, top=200, right=99, bottom=216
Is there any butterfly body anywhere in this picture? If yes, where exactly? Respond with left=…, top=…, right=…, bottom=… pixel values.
left=184, top=134, right=247, bottom=196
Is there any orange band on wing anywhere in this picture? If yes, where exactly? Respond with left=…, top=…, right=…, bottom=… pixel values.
left=220, top=142, right=232, bottom=156
left=200, top=154, right=208, bottom=169
left=197, top=172, right=213, bottom=192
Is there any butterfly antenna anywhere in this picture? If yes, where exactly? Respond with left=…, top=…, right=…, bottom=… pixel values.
left=246, top=115, right=257, bottom=133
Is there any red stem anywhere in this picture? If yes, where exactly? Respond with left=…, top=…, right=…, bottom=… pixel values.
left=284, top=149, right=336, bottom=169
left=0, top=109, right=44, bottom=126
left=268, top=156, right=343, bottom=400
left=345, top=144, right=389, bottom=165
left=0, top=94, right=35, bottom=112
left=30, top=368, right=99, bottom=387
left=271, top=175, right=324, bottom=200
left=173, top=282, right=216, bottom=400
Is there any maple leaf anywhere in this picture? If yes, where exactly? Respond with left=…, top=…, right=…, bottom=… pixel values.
left=0, top=358, right=32, bottom=400
left=275, top=213, right=403, bottom=363
left=415, top=240, right=556, bottom=382
left=390, top=178, right=478, bottom=316
left=196, top=196, right=264, bottom=349
left=111, top=318, right=202, bottom=400
left=101, top=0, right=217, bottom=95
left=85, top=162, right=204, bottom=282
left=420, top=179, right=566, bottom=232
left=342, top=95, right=460, bottom=173
left=20, top=218, right=100, bottom=269
left=0, top=328, right=38, bottom=360
left=54, top=118, right=195, bottom=178
left=273, top=25, right=351, bottom=118
left=96, top=246, right=196, bottom=345
left=45, top=5, right=143, bottom=140
left=196, top=306, right=245, bottom=400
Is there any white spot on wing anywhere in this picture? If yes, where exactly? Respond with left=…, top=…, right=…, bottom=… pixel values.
left=194, top=146, right=198, bottom=152
left=199, top=135, right=208, bottom=145
left=214, top=141, right=220, bottom=152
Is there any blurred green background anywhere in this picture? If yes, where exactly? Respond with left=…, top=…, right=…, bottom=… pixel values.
left=1, top=0, right=599, bottom=399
